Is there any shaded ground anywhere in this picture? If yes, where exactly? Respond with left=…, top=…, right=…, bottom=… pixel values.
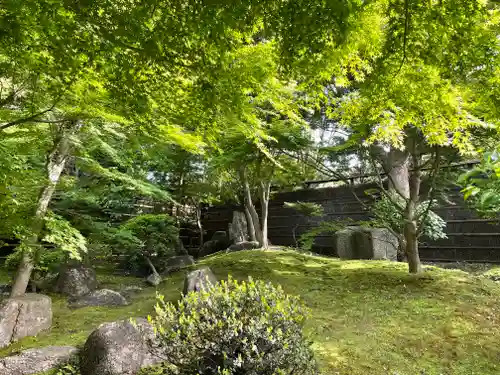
left=2, top=250, right=500, bottom=374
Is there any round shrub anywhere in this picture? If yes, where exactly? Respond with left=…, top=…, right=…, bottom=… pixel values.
left=147, top=276, right=318, bottom=375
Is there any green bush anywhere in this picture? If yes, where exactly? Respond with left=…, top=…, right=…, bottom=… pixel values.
left=146, top=276, right=318, bottom=375
left=117, top=214, right=180, bottom=275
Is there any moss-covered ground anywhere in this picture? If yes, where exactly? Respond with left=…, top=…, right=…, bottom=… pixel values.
left=2, top=250, right=500, bottom=374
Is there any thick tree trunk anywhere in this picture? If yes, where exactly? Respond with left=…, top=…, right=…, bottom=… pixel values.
left=404, top=146, right=422, bottom=274
left=239, top=167, right=264, bottom=246
left=244, top=206, right=257, bottom=242
left=259, top=181, right=271, bottom=249
left=10, top=120, right=82, bottom=297
left=385, top=147, right=410, bottom=199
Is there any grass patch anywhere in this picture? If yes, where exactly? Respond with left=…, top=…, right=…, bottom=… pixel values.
left=3, top=250, right=500, bottom=375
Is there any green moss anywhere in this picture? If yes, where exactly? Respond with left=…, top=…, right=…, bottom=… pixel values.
left=4, top=250, right=500, bottom=375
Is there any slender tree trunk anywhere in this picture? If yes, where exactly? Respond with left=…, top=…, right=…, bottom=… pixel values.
left=404, top=146, right=422, bottom=274
left=145, top=256, right=159, bottom=276
left=10, top=120, right=83, bottom=297
left=244, top=205, right=256, bottom=242
left=239, top=167, right=264, bottom=246
left=195, top=203, right=204, bottom=248
left=259, top=181, right=271, bottom=249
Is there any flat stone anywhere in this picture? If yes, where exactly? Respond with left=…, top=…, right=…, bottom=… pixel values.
left=0, top=346, right=78, bottom=375
left=0, top=294, right=52, bottom=348
left=69, top=289, right=128, bottom=309
left=80, top=318, right=161, bottom=375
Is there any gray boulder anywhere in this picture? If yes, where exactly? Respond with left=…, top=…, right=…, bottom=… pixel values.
left=146, top=273, right=162, bottom=286
left=0, top=294, right=52, bottom=348
left=70, top=289, right=128, bottom=309
left=183, top=267, right=218, bottom=294
left=335, top=227, right=398, bottom=261
left=228, top=241, right=260, bottom=252
left=80, top=318, right=161, bottom=375
left=55, top=264, right=97, bottom=298
left=161, top=255, right=195, bottom=275
left=211, top=230, right=228, bottom=242
left=198, top=240, right=220, bottom=257
left=120, top=286, right=143, bottom=300
left=0, top=346, right=78, bottom=375
left=228, top=211, right=248, bottom=244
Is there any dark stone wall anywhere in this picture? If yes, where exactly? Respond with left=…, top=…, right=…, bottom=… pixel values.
left=202, top=184, right=500, bottom=262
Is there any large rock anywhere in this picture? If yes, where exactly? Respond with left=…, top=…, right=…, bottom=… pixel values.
left=80, top=318, right=161, bottom=375
left=55, top=264, right=97, bottom=298
left=69, top=289, right=128, bottom=309
left=146, top=273, right=162, bottom=286
left=228, top=241, right=260, bottom=252
left=162, top=255, right=195, bottom=275
left=0, top=294, right=52, bottom=348
left=228, top=211, right=248, bottom=244
left=335, top=226, right=360, bottom=259
left=335, top=227, right=398, bottom=261
left=353, top=228, right=398, bottom=261
left=183, top=267, right=218, bottom=294
left=0, top=346, right=78, bottom=375
left=211, top=230, right=228, bottom=243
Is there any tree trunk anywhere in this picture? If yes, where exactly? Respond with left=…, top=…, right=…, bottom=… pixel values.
left=195, top=203, right=204, bottom=248
left=404, top=145, right=422, bottom=274
left=244, top=205, right=256, bottom=242
left=259, top=181, right=271, bottom=249
left=387, top=147, right=410, bottom=199
left=239, top=167, right=264, bottom=246
left=145, top=256, right=159, bottom=276
left=10, top=120, right=83, bottom=297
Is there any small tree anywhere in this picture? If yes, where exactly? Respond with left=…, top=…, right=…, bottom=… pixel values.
left=118, top=214, right=180, bottom=276
left=284, top=201, right=324, bottom=248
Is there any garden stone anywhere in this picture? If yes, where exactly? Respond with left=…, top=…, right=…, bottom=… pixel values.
left=80, top=318, right=161, bottom=375
left=183, top=267, right=217, bottom=294
left=70, top=289, right=128, bottom=309
left=211, top=230, right=228, bottom=243
left=228, top=211, right=248, bottom=244
left=55, top=264, right=97, bottom=298
left=228, top=241, right=260, bottom=252
left=0, top=346, right=78, bottom=375
left=353, top=228, right=398, bottom=261
left=334, top=226, right=359, bottom=259
left=161, top=255, right=195, bottom=275
left=0, top=294, right=52, bottom=348
left=120, top=286, right=143, bottom=300
left=146, top=273, right=162, bottom=286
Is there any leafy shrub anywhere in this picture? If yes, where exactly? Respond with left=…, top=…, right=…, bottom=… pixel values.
left=371, top=195, right=447, bottom=241
left=117, top=214, right=180, bottom=274
left=5, top=212, right=87, bottom=275
left=146, top=277, right=318, bottom=375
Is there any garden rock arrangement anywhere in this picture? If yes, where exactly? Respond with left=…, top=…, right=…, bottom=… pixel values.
left=80, top=318, right=161, bottom=375
left=55, top=264, right=98, bottom=298
left=69, top=289, right=128, bottom=309
left=0, top=294, right=52, bottom=348
left=0, top=346, right=78, bottom=375
left=183, top=267, right=218, bottom=294
left=228, top=211, right=248, bottom=243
